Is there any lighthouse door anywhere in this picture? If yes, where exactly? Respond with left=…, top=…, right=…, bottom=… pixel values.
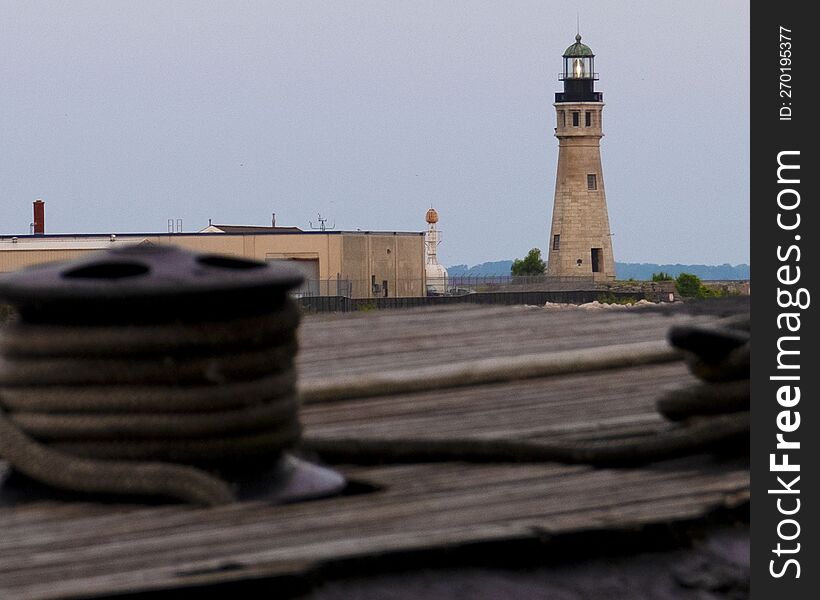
left=591, top=248, right=602, bottom=273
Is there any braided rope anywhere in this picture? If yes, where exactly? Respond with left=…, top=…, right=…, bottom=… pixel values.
left=0, top=299, right=302, bottom=506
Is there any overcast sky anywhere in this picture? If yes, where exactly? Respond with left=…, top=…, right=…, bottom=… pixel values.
left=0, top=0, right=749, bottom=266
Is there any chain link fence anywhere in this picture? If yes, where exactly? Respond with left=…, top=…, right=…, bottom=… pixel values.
left=295, top=276, right=599, bottom=299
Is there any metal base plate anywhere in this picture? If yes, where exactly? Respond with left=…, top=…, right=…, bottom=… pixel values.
left=234, top=453, right=347, bottom=503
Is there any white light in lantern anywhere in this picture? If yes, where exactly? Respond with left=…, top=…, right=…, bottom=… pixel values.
left=573, top=58, right=584, bottom=78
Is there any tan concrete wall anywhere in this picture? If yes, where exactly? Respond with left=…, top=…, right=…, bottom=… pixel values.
left=0, top=248, right=101, bottom=272
left=340, top=233, right=425, bottom=298
left=341, top=235, right=370, bottom=298
left=154, top=233, right=343, bottom=278
left=369, top=236, right=396, bottom=297
left=547, top=101, right=616, bottom=280
left=395, top=234, right=426, bottom=297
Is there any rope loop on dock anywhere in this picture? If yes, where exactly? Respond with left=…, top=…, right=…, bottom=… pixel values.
left=0, top=299, right=303, bottom=506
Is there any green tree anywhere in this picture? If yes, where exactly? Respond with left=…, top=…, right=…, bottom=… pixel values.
left=651, top=271, right=674, bottom=281
left=511, top=248, right=546, bottom=276
left=675, top=272, right=736, bottom=299
left=675, top=272, right=706, bottom=298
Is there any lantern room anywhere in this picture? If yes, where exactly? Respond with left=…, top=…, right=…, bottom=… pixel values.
left=555, top=34, right=602, bottom=103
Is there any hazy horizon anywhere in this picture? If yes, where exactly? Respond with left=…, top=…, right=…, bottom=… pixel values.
left=446, top=258, right=750, bottom=268
left=1, top=1, right=749, bottom=266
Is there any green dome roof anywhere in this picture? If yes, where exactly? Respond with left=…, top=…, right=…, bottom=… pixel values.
left=563, top=34, right=594, bottom=57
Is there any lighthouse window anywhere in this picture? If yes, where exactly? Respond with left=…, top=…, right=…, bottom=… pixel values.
left=553, top=235, right=560, bottom=250
left=572, top=111, right=579, bottom=127
left=585, top=111, right=592, bottom=127
left=587, top=174, right=597, bottom=190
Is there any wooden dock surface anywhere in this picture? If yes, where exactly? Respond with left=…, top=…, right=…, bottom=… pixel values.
left=0, top=303, right=749, bottom=599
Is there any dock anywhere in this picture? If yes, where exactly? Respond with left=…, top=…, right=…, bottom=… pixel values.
left=0, top=300, right=750, bottom=599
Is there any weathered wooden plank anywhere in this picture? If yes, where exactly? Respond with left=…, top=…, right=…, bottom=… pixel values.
left=300, top=363, right=693, bottom=444
left=0, top=461, right=747, bottom=567
left=295, top=307, right=718, bottom=378
left=0, top=464, right=747, bottom=599
left=0, top=461, right=742, bottom=552
left=4, top=490, right=744, bottom=596
left=0, top=461, right=745, bottom=551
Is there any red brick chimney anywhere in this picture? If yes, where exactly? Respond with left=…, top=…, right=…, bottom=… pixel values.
left=33, top=199, right=45, bottom=235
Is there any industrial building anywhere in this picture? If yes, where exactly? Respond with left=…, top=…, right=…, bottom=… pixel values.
left=0, top=203, right=426, bottom=298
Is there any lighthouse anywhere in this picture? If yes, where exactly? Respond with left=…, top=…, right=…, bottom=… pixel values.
left=546, top=34, right=616, bottom=280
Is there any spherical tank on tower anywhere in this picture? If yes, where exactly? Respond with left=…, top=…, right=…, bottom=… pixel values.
left=424, top=207, right=447, bottom=295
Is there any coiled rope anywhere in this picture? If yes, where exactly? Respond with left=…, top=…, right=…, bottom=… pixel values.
left=0, top=299, right=302, bottom=506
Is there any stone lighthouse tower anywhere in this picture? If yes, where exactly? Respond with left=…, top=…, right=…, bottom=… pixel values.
left=546, top=34, right=616, bottom=281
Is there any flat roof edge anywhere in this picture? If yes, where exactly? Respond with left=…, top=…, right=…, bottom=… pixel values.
left=1, top=230, right=425, bottom=240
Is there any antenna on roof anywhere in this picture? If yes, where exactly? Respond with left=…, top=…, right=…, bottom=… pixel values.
left=309, top=214, right=335, bottom=232
left=577, top=11, right=580, bottom=36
